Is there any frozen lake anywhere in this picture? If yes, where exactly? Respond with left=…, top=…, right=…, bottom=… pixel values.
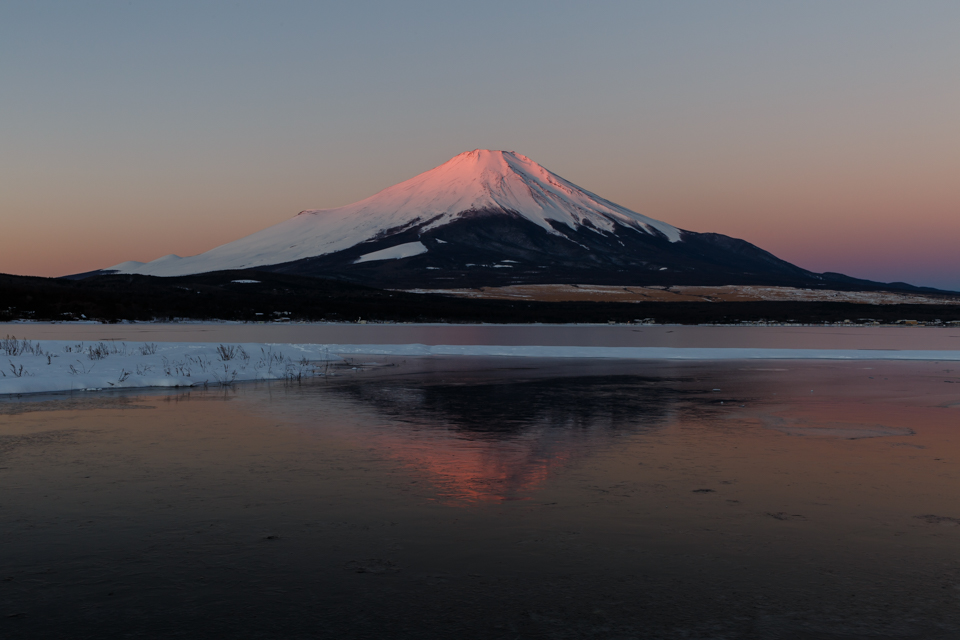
left=2, top=357, right=960, bottom=638
left=4, top=322, right=960, bottom=350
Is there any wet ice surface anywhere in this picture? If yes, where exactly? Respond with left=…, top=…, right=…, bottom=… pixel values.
left=2, top=358, right=960, bottom=639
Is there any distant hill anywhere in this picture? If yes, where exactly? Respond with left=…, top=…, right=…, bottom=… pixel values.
left=4, top=270, right=959, bottom=325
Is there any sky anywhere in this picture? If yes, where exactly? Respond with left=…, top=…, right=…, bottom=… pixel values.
left=2, top=1, right=959, bottom=289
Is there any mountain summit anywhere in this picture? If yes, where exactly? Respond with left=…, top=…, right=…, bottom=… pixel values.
left=104, top=150, right=911, bottom=291
left=303, top=148, right=684, bottom=243
left=110, top=150, right=682, bottom=277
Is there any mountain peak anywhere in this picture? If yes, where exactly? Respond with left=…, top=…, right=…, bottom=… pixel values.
left=436, top=148, right=559, bottom=180
left=432, top=149, right=559, bottom=189
left=311, top=148, right=682, bottom=240
left=109, top=150, right=683, bottom=277
left=451, top=148, right=521, bottom=160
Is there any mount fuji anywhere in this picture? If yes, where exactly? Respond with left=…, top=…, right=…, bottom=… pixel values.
left=97, top=150, right=918, bottom=291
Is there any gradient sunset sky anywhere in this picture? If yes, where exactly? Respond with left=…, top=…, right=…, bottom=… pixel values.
left=3, top=1, right=959, bottom=289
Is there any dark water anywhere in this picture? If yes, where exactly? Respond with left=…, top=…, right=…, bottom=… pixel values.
left=2, top=357, right=960, bottom=639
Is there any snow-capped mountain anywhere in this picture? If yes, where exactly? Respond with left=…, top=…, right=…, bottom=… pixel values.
left=102, top=149, right=845, bottom=289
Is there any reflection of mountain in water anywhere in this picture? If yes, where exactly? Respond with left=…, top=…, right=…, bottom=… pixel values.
left=340, top=375, right=679, bottom=437
left=329, top=375, right=684, bottom=503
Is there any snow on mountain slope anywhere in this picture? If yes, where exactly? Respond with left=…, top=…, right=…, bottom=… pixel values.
left=354, top=241, right=428, bottom=264
left=112, top=150, right=682, bottom=277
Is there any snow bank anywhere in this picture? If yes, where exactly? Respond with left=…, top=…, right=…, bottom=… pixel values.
left=0, top=339, right=342, bottom=396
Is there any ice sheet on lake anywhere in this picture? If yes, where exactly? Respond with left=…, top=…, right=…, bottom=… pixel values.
left=3, top=340, right=959, bottom=396
left=322, top=344, right=960, bottom=361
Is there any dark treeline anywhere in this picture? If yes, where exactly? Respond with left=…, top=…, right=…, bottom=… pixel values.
left=2, top=271, right=959, bottom=325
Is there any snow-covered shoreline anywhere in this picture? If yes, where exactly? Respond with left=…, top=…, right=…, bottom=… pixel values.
left=3, top=337, right=960, bottom=396
left=0, top=339, right=342, bottom=396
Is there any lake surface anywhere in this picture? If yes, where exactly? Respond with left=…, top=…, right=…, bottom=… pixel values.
left=2, top=357, right=960, bottom=638
left=5, top=322, right=960, bottom=350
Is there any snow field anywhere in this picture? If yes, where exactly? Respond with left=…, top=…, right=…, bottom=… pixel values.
left=0, top=337, right=343, bottom=396
left=354, top=241, right=428, bottom=264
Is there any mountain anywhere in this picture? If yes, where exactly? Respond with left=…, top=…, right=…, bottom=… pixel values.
left=97, top=150, right=929, bottom=292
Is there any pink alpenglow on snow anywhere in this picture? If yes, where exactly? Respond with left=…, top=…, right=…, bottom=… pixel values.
left=106, top=150, right=681, bottom=277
